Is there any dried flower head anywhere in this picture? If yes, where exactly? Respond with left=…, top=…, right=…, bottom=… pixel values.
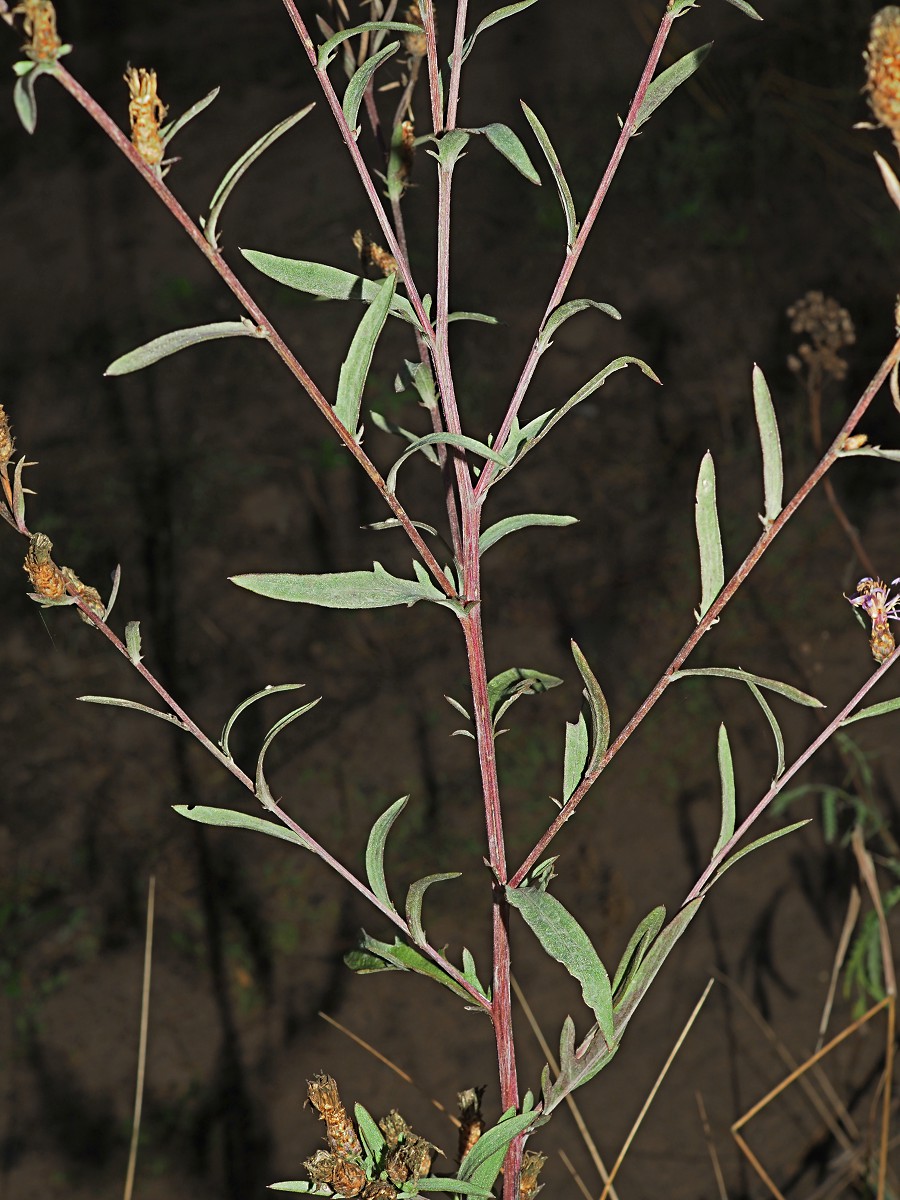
left=0, top=404, right=14, bottom=468
left=61, top=566, right=104, bottom=624
left=306, top=1074, right=366, bottom=1195
left=361, top=1183, right=398, bottom=1200
left=457, top=1086, right=485, bottom=1163
left=352, top=229, right=398, bottom=277
left=520, top=1149, right=548, bottom=1199
left=786, top=290, right=855, bottom=382
left=393, top=119, right=416, bottom=188
left=378, top=1111, right=435, bottom=1185
left=404, top=2, right=427, bottom=58
left=23, top=532, right=66, bottom=600
left=12, top=0, right=61, bottom=63
left=846, top=575, right=900, bottom=664
left=124, top=66, right=167, bottom=169
left=866, top=7, right=900, bottom=140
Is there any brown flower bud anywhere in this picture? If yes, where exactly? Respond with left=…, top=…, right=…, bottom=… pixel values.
left=307, top=1074, right=363, bottom=1160
left=352, top=230, right=398, bottom=277
left=520, top=1149, right=547, bottom=1199
left=457, top=1087, right=486, bottom=1163
left=866, top=8, right=900, bottom=138
left=404, top=3, right=427, bottom=58
left=124, top=66, right=167, bottom=168
left=24, top=532, right=66, bottom=600
left=61, top=566, right=104, bottom=624
left=0, top=404, right=14, bottom=468
left=12, top=0, right=62, bottom=63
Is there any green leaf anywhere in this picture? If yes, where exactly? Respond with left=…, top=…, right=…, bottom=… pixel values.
left=125, top=620, right=143, bottom=665
left=563, top=712, right=589, bottom=804
left=723, top=0, right=763, bottom=19
left=633, top=43, right=713, bottom=132
left=694, top=450, right=724, bottom=621
left=521, top=101, right=578, bottom=248
left=12, top=60, right=36, bottom=77
left=13, top=63, right=46, bottom=134
left=538, top=299, right=622, bottom=352
left=669, top=667, right=823, bottom=707
left=611, top=905, right=666, bottom=998
left=413, top=1180, right=493, bottom=1195
left=713, top=820, right=811, bottom=883
left=487, top=667, right=563, bottom=720
left=204, top=105, right=314, bottom=248
left=571, top=641, right=611, bottom=775
left=335, top=273, right=396, bottom=439
left=104, top=319, right=266, bottom=376
left=506, top=884, right=615, bottom=1047
left=370, top=410, right=440, bottom=464
left=344, top=41, right=401, bottom=131
left=366, top=795, right=409, bottom=911
left=386, top=432, right=507, bottom=493
left=231, top=561, right=454, bottom=610
left=473, top=122, right=540, bottom=185
left=159, top=86, right=220, bottom=145
left=460, top=0, right=541, bottom=63
left=347, top=933, right=479, bottom=1005
left=241, top=249, right=420, bottom=327
left=172, top=805, right=312, bottom=849
left=269, top=1184, right=332, bottom=1195
left=255, top=699, right=322, bottom=809
left=837, top=444, right=900, bottom=463
left=479, top=512, right=577, bottom=555
left=220, top=683, right=306, bottom=760
left=317, top=21, right=421, bottom=69
left=77, top=695, right=187, bottom=730
left=354, top=1102, right=386, bottom=1166
left=457, top=1110, right=536, bottom=1190
left=747, top=681, right=785, bottom=779
left=752, top=364, right=782, bottom=527
left=447, top=310, right=499, bottom=325
left=431, top=129, right=471, bottom=171
left=406, top=872, right=461, bottom=945
left=714, top=724, right=735, bottom=858
left=842, top=696, right=900, bottom=726
left=461, top=948, right=490, bottom=1001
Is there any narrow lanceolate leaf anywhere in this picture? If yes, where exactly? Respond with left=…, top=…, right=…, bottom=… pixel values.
left=365, top=795, right=409, bottom=911
left=204, top=105, right=315, bottom=248
left=241, top=249, right=420, bottom=326
left=231, top=562, right=452, bottom=610
left=317, top=21, right=421, bottom=68
left=172, top=805, right=312, bottom=849
left=460, top=0, right=541, bottom=63
left=633, top=43, right=713, bottom=132
left=335, top=273, right=396, bottom=439
left=432, top=129, right=471, bottom=171
left=447, top=310, right=499, bottom=324
left=406, top=872, right=461, bottom=945
left=747, top=681, right=785, bottom=779
left=78, top=695, right=187, bottom=729
left=714, top=724, right=736, bottom=858
left=220, top=683, right=305, bottom=760
left=506, top=884, right=615, bottom=1048
left=255, top=699, right=322, bottom=810
left=521, top=101, right=578, bottom=248
left=670, top=667, right=823, bottom=708
left=694, top=451, right=724, bottom=621
left=125, top=620, right=143, bottom=665
left=268, top=1183, right=331, bottom=1194
left=487, top=667, right=563, bottom=719
left=386, top=432, right=507, bottom=493
left=343, top=41, right=400, bottom=131
left=563, top=712, right=589, bottom=804
left=479, top=512, right=577, bottom=555
left=475, top=122, right=540, bottom=184
left=104, top=319, right=265, bottom=376
left=159, top=86, right=220, bottom=145
left=457, top=1110, right=537, bottom=1190
left=414, top=1179, right=494, bottom=1195
left=346, top=933, right=479, bottom=1005
left=571, top=641, right=611, bottom=774
left=13, top=66, right=41, bottom=134
left=538, top=299, right=622, bottom=352
left=752, top=364, right=783, bottom=527
left=611, top=905, right=666, bottom=998
left=712, top=820, right=811, bottom=883
left=354, top=1103, right=386, bottom=1165
left=842, top=696, right=900, bottom=726
left=723, top=0, right=763, bottom=19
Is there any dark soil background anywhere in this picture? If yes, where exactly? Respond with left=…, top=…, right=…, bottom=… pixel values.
left=2, top=0, right=900, bottom=1196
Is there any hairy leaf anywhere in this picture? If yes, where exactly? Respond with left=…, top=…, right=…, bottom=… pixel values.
left=406, top=872, right=461, bottom=944
left=474, top=122, right=540, bottom=184
left=105, top=319, right=265, bottom=376
left=457, top=1110, right=537, bottom=1189
left=346, top=933, right=480, bottom=1005
left=842, top=696, right=900, bottom=726
left=538, top=299, right=622, bottom=352
left=715, top=724, right=736, bottom=858
left=611, top=905, right=666, bottom=998
left=317, top=20, right=420, bottom=68
left=231, top=561, right=453, bottom=610
left=571, top=641, right=611, bottom=774
left=723, top=0, right=763, bottom=18
left=460, top=0, right=541, bottom=64
left=335, top=273, right=396, bottom=439
left=78, top=695, right=187, bottom=729
left=563, top=712, right=589, bottom=804
left=447, top=310, right=500, bottom=325
left=479, top=512, right=577, bottom=555
left=670, top=667, right=823, bottom=707
left=694, top=451, right=724, bottom=621
left=634, top=43, right=713, bottom=132
left=752, top=364, right=783, bottom=527
left=747, top=681, right=785, bottom=779
left=220, top=683, right=305, bottom=760
left=713, top=820, right=811, bottom=882
left=159, top=86, right=220, bottom=144
left=125, top=620, right=143, bottom=665
left=354, top=1102, right=385, bottom=1166
left=365, top=795, right=409, bottom=911
left=386, top=432, right=506, bottom=493
left=344, top=41, right=401, bottom=131
left=521, top=100, right=578, bottom=248
left=255, top=699, right=321, bottom=809
left=172, top=805, right=312, bottom=849
left=487, top=667, right=563, bottom=719
left=414, top=1180, right=494, bottom=1195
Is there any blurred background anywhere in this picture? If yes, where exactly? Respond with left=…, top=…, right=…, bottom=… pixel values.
left=2, top=0, right=900, bottom=1196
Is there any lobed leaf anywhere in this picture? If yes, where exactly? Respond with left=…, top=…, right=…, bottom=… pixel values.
left=78, top=695, right=187, bottom=729
left=220, top=683, right=305, bottom=760
left=460, top=0, right=541, bottom=64
left=204, top=105, right=315, bottom=249
left=538, top=299, right=622, bottom=352
left=571, top=641, right=611, bottom=775
left=241, top=249, right=420, bottom=326
left=714, top=724, right=736, bottom=858
left=752, top=364, right=783, bottom=527
left=173, top=804, right=312, bottom=849
left=406, top=872, right=461, bottom=945
left=479, top=512, right=577, bottom=555
left=231, top=561, right=454, bottom=610
left=520, top=101, right=578, bottom=248
left=335, top=273, right=397, bottom=439
left=694, top=451, right=724, bottom=621
left=365, top=795, right=409, bottom=911
left=633, top=43, right=713, bottom=133
left=105, top=319, right=265, bottom=376
left=670, top=667, right=823, bottom=707
left=343, top=41, right=401, bottom=132
left=506, top=883, right=615, bottom=1047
